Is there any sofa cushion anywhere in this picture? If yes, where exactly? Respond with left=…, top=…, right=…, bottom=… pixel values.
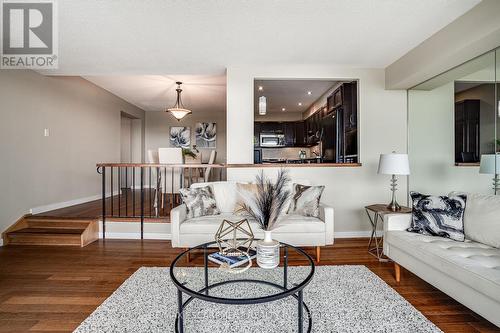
left=233, top=183, right=259, bottom=215
left=180, top=213, right=325, bottom=234
left=191, top=181, right=244, bottom=213
left=407, top=192, right=466, bottom=242
left=450, top=192, right=500, bottom=248
left=387, top=231, right=500, bottom=303
left=179, top=186, right=220, bottom=218
left=288, top=184, right=325, bottom=217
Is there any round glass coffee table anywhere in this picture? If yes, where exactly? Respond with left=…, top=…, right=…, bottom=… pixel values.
left=170, top=240, right=315, bottom=333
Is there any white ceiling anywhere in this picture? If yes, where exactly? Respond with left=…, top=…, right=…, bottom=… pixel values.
left=84, top=75, right=226, bottom=112
left=49, top=0, right=480, bottom=76
left=69, top=0, right=480, bottom=113
left=254, top=80, right=338, bottom=114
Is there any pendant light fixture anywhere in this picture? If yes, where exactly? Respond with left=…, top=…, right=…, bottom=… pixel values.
left=166, top=81, right=192, bottom=121
left=258, top=96, right=267, bottom=115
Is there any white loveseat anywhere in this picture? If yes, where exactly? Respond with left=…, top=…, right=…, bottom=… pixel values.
left=383, top=193, right=500, bottom=328
left=170, top=181, right=334, bottom=261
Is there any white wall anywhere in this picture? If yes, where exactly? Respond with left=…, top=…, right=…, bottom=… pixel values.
left=226, top=66, right=407, bottom=234
left=145, top=110, right=226, bottom=163
left=0, top=70, right=145, bottom=233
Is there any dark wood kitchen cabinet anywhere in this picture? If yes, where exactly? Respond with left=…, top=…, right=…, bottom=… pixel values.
left=294, top=121, right=305, bottom=146
left=260, top=122, right=283, bottom=133
left=343, top=82, right=357, bottom=132
left=455, top=99, right=480, bottom=163
left=283, top=122, right=295, bottom=146
left=254, top=122, right=261, bottom=147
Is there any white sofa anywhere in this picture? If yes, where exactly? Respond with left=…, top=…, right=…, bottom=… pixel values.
left=170, top=181, right=334, bottom=261
left=383, top=193, right=500, bottom=328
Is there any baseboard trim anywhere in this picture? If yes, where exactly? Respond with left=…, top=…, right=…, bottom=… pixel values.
left=99, top=232, right=171, bottom=240
left=98, top=229, right=376, bottom=241
left=30, top=190, right=120, bottom=215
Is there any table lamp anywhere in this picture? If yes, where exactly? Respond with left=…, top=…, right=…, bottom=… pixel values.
left=479, top=154, right=500, bottom=195
left=378, top=152, right=410, bottom=211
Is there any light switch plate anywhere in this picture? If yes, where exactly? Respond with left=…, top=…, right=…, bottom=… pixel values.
left=44, top=128, right=50, bottom=137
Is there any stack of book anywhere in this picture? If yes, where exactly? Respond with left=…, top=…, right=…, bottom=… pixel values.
left=208, top=248, right=257, bottom=268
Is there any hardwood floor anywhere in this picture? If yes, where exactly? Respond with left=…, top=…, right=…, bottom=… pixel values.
left=0, top=238, right=498, bottom=333
left=34, top=189, right=177, bottom=221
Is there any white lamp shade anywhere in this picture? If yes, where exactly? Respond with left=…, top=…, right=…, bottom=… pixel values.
left=167, top=107, right=192, bottom=120
left=479, top=154, right=500, bottom=174
left=259, top=96, right=266, bottom=115
left=378, top=153, right=410, bottom=175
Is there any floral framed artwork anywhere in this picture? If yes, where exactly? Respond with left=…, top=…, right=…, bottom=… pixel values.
left=195, top=122, right=216, bottom=148
left=170, top=126, right=191, bottom=148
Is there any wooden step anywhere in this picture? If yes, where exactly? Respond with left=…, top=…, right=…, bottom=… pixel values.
left=25, top=219, right=91, bottom=230
left=7, top=230, right=83, bottom=246
left=12, top=227, right=86, bottom=234
left=2, top=215, right=99, bottom=247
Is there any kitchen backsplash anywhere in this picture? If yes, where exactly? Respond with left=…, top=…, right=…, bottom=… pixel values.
left=262, top=145, right=320, bottom=160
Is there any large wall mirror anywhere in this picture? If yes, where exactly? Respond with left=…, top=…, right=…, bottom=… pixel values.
left=408, top=48, right=499, bottom=196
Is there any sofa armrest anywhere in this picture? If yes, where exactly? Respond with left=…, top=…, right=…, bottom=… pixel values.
left=383, top=213, right=411, bottom=232
left=170, top=204, right=187, bottom=247
left=319, top=204, right=334, bottom=245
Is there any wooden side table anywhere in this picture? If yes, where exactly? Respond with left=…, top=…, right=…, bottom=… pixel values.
left=365, top=204, right=411, bottom=262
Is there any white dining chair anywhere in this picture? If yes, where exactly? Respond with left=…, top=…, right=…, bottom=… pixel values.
left=204, top=150, right=217, bottom=182
left=158, top=148, right=184, bottom=206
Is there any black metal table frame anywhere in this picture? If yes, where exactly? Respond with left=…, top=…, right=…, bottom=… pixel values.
left=169, top=240, right=315, bottom=333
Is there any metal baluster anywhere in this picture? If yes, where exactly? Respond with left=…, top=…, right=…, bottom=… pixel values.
left=132, top=167, right=136, bottom=218
left=155, top=167, right=161, bottom=217
left=140, top=167, right=144, bottom=240
left=149, top=167, right=152, bottom=218
left=110, top=167, right=113, bottom=217
left=125, top=167, right=128, bottom=217
left=118, top=167, right=121, bottom=216
left=100, top=166, right=106, bottom=240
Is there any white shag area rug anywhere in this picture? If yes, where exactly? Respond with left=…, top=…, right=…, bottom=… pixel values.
left=74, top=265, right=441, bottom=333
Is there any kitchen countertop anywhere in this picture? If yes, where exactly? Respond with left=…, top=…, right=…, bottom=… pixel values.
left=262, top=158, right=322, bottom=164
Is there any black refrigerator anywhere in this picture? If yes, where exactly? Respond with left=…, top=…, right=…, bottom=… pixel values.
left=321, top=108, right=353, bottom=163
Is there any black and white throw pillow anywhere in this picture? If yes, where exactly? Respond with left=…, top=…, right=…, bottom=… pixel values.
left=287, top=184, right=325, bottom=218
left=407, top=191, right=466, bottom=241
left=179, top=186, right=220, bottom=219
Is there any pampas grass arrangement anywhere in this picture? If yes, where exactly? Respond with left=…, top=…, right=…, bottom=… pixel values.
left=240, top=169, right=291, bottom=231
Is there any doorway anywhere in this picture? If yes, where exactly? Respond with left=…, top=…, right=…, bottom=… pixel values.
left=120, top=112, right=142, bottom=188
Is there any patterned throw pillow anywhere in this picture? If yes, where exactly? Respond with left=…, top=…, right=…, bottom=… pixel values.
left=407, top=192, right=466, bottom=241
left=179, top=186, right=220, bottom=219
left=287, top=184, right=325, bottom=217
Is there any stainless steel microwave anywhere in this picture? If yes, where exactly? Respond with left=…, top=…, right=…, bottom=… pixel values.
left=260, top=134, right=285, bottom=147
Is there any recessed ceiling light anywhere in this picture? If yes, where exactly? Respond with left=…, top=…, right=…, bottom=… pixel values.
left=258, top=86, right=263, bottom=91
left=281, top=107, right=286, bottom=112
left=307, top=91, right=312, bottom=95
left=298, top=102, right=302, bottom=106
